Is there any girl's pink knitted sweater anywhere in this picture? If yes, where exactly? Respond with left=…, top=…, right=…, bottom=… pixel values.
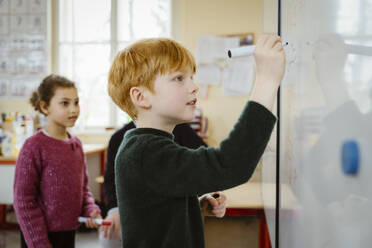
left=13, top=130, right=100, bottom=248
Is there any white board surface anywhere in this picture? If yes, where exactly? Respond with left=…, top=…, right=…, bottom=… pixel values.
left=262, top=0, right=372, bottom=247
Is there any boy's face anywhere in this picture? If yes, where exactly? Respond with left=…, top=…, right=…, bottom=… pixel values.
left=149, top=69, right=198, bottom=124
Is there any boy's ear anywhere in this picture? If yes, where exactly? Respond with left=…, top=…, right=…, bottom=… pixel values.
left=40, top=101, right=49, bottom=115
left=129, top=86, right=152, bottom=109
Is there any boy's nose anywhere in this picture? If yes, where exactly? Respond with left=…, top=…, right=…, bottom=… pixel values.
left=189, top=81, right=199, bottom=94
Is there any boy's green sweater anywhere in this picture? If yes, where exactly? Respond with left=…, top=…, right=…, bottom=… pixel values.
left=115, top=101, right=276, bottom=248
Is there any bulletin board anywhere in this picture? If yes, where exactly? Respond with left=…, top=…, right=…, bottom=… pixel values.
left=0, top=0, right=48, bottom=98
left=194, top=33, right=255, bottom=97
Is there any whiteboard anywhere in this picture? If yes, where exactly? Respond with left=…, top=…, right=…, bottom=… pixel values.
left=262, top=0, right=372, bottom=247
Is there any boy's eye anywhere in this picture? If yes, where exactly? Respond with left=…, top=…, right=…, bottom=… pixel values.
left=75, top=100, right=79, bottom=105
left=61, top=101, right=68, bottom=106
left=175, top=76, right=184, bottom=82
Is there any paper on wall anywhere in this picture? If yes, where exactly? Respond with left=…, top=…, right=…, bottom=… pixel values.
left=196, top=35, right=240, bottom=64
left=194, top=64, right=221, bottom=85
left=0, top=0, right=9, bottom=14
left=222, top=56, right=255, bottom=96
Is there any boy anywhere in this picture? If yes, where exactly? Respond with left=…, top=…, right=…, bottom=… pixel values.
left=100, top=121, right=226, bottom=247
left=108, top=35, right=286, bottom=247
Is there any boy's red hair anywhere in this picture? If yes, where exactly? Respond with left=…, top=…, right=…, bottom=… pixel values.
left=108, top=38, right=196, bottom=120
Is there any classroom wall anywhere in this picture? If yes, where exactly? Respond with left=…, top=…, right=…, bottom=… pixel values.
left=172, top=0, right=263, bottom=147
left=0, top=99, right=33, bottom=113
left=263, top=0, right=278, bottom=33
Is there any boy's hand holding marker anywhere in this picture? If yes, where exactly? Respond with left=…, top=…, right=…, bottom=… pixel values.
left=250, top=35, right=286, bottom=112
left=200, top=192, right=227, bottom=218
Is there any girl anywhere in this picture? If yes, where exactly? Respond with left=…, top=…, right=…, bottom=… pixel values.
left=14, top=75, right=102, bottom=248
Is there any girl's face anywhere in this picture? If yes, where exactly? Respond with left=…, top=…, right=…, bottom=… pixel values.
left=43, top=87, right=80, bottom=128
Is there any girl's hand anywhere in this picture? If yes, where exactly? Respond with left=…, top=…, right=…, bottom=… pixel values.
left=85, top=209, right=102, bottom=229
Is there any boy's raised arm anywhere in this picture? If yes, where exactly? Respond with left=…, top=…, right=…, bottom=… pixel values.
left=250, top=35, right=286, bottom=112
left=139, top=101, right=276, bottom=197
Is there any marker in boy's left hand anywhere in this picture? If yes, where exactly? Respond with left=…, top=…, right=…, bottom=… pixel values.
left=199, top=192, right=227, bottom=218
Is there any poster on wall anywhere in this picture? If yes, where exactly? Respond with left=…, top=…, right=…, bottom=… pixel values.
left=194, top=33, right=255, bottom=96
left=0, top=0, right=47, bottom=98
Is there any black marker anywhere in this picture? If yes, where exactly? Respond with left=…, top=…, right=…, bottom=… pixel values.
left=212, top=193, right=220, bottom=199
left=228, top=41, right=289, bottom=58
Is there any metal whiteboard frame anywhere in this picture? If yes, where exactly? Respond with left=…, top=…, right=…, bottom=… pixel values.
left=275, top=0, right=282, bottom=247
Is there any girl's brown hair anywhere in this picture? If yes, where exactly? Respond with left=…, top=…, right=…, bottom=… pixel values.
left=30, top=74, right=76, bottom=115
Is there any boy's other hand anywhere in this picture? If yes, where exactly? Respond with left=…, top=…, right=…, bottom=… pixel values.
left=99, top=209, right=121, bottom=240
left=85, top=209, right=101, bottom=229
left=200, top=192, right=227, bottom=218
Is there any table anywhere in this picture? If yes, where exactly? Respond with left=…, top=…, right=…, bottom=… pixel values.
left=222, top=182, right=299, bottom=248
left=83, top=144, right=107, bottom=203
left=0, top=144, right=107, bottom=230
